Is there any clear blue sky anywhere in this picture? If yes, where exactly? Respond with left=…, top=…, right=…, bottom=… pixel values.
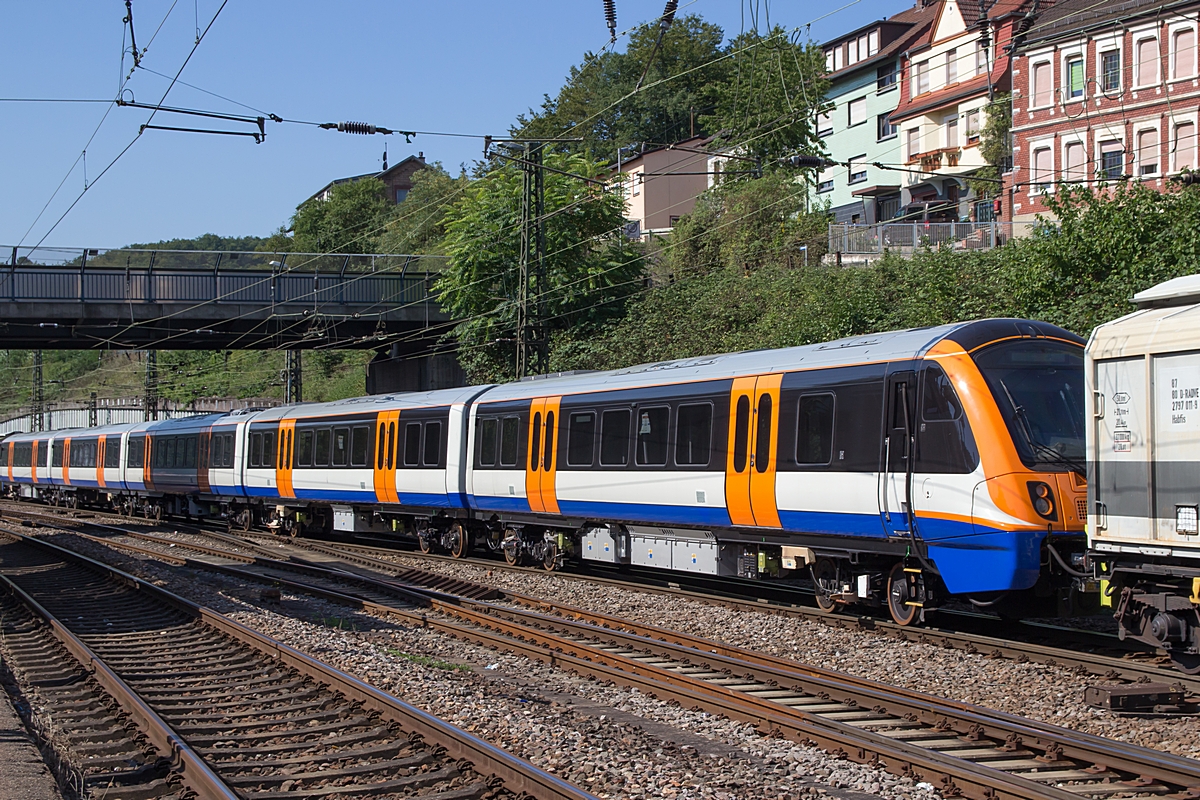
left=3, top=0, right=907, bottom=250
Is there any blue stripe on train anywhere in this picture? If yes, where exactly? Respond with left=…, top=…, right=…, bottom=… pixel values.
left=469, top=495, right=532, bottom=513
left=557, top=499, right=734, bottom=528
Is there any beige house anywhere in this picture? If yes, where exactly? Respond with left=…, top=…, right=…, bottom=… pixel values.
left=610, top=137, right=715, bottom=238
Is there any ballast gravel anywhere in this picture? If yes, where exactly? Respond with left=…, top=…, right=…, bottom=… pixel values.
left=36, top=529, right=945, bottom=800
left=322, top=548, right=1200, bottom=760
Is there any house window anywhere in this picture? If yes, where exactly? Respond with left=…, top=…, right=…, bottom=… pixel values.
left=975, top=42, right=988, bottom=76
left=848, top=156, right=867, bottom=185
left=877, top=112, right=897, bottom=141
left=1101, top=50, right=1121, bottom=92
left=911, top=60, right=929, bottom=97
left=1032, top=61, right=1052, bottom=106
left=965, top=111, right=981, bottom=144
left=1064, top=141, right=1086, bottom=182
left=1137, top=37, right=1158, bottom=86
left=816, top=167, right=835, bottom=193
left=1033, top=146, right=1053, bottom=192
left=877, top=62, right=898, bottom=91
left=1137, top=127, right=1160, bottom=176
left=1066, top=57, right=1084, bottom=100
left=848, top=37, right=859, bottom=64
left=826, top=49, right=835, bottom=71
left=1174, top=121, right=1197, bottom=172
left=868, top=30, right=879, bottom=56
left=946, top=48, right=958, bottom=85
left=906, top=128, right=921, bottom=161
left=848, top=97, right=867, bottom=127
left=833, top=46, right=844, bottom=72
left=1100, top=140, right=1124, bottom=180
left=944, top=115, right=959, bottom=149
left=817, top=112, right=833, bottom=137
left=1173, top=29, right=1196, bottom=78
left=395, top=189, right=408, bottom=203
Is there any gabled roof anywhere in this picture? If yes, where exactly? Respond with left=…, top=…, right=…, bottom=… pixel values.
left=304, top=154, right=427, bottom=205
left=823, top=2, right=939, bottom=81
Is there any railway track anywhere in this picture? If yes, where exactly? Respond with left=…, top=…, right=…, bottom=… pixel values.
left=3, top=499, right=1194, bottom=691
left=30, top=520, right=1200, bottom=800
left=0, top=529, right=596, bottom=800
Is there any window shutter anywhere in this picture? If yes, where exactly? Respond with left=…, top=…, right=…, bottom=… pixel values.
left=1176, top=122, right=1196, bottom=171
left=1138, top=38, right=1158, bottom=85
left=1033, top=62, right=1051, bottom=106
left=1175, top=29, right=1196, bottom=78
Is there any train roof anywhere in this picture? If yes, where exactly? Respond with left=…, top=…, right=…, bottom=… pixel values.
left=243, top=385, right=493, bottom=422
left=478, top=318, right=1081, bottom=403
left=1088, top=274, right=1200, bottom=359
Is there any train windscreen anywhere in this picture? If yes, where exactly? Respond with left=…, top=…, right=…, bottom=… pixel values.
left=972, top=338, right=1085, bottom=473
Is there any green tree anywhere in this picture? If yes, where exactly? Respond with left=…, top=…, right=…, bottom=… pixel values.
left=704, top=27, right=829, bottom=168
left=378, top=164, right=470, bottom=255
left=291, top=177, right=392, bottom=254
left=967, top=93, right=1012, bottom=199
left=436, top=151, right=644, bottom=382
left=516, top=15, right=732, bottom=159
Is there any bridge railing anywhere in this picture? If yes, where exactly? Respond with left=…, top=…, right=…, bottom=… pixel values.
left=1, top=247, right=443, bottom=309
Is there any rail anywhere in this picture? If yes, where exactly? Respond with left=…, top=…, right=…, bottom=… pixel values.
left=3, top=246, right=443, bottom=308
left=828, top=222, right=1027, bottom=255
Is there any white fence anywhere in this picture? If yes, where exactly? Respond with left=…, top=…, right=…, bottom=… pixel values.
left=0, top=397, right=283, bottom=436
left=828, top=222, right=1022, bottom=255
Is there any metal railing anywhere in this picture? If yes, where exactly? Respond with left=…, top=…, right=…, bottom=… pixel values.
left=0, top=396, right=284, bottom=435
left=2, top=247, right=445, bottom=309
left=828, top=222, right=1019, bottom=255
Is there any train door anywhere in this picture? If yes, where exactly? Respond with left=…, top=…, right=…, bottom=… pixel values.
left=879, top=369, right=917, bottom=536
left=724, top=374, right=783, bottom=528
left=276, top=420, right=296, bottom=499
left=526, top=396, right=561, bottom=515
left=373, top=411, right=400, bottom=504
left=96, top=437, right=106, bottom=489
left=1093, top=357, right=1150, bottom=540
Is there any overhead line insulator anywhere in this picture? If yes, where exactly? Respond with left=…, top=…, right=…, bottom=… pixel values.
left=604, top=0, right=617, bottom=42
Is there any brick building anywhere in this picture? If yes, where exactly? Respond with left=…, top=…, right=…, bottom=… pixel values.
left=1009, top=0, right=1199, bottom=223
left=306, top=153, right=428, bottom=206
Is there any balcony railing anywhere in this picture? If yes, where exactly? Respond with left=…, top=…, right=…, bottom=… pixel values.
left=829, top=222, right=1018, bottom=255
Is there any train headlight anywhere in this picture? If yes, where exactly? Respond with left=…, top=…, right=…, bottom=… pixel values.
left=1026, top=481, right=1057, bottom=521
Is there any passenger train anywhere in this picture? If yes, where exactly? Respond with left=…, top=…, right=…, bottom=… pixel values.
left=0, top=318, right=1090, bottom=626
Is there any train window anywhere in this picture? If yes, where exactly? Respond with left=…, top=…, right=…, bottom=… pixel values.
left=0, top=447, right=7, bottom=468
left=424, top=421, right=442, bottom=467
left=51, top=441, right=64, bottom=468
left=351, top=426, right=369, bottom=467
left=566, top=412, right=595, bottom=466
left=478, top=418, right=498, bottom=467
left=36, top=442, right=47, bottom=467
left=922, top=365, right=962, bottom=421
left=211, top=435, right=224, bottom=468
left=296, top=430, right=314, bottom=467
left=286, top=430, right=294, bottom=469
left=332, top=428, right=349, bottom=467
left=917, top=364, right=978, bottom=474
left=377, top=423, right=386, bottom=470
left=499, top=417, right=520, bottom=467
left=675, top=404, right=712, bottom=466
left=542, top=413, right=555, bottom=470
left=530, top=412, right=542, bottom=472
left=636, top=407, right=669, bottom=466
left=127, top=438, right=143, bottom=469
left=262, top=432, right=274, bottom=468
left=185, top=437, right=197, bottom=469
left=106, top=438, right=121, bottom=468
left=755, top=395, right=773, bottom=474
left=796, top=394, right=835, bottom=465
left=600, top=409, right=630, bottom=466
left=400, top=423, right=418, bottom=467
left=160, top=439, right=173, bottom=468
left=314, top=428, right=331, bottom=467
left=387, top=422, right=396, bottom=470
left=733, top=396, right=750, bottom=472
left=250, top=433, right=263, bottom=467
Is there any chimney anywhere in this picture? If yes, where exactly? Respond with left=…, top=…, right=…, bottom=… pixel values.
left=418, top=151, right=425, bottom=161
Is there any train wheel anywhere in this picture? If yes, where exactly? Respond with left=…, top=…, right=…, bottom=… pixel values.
left=503, top=540, right=522, bottom=566
left=66, top=494, right=77, bottom=510
left=152, top=504, right=163, bottom=523
left=542, top=542, right=559, bottom=571
left=449, top=524, right=470, bottom=559
left=811, top=559, right=839, bottom=612
left=886, top=563, right=920, bottom=626
left=419, top=534, right=433, bottom=554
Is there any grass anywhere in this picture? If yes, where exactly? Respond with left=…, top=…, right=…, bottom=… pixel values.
left=383, top=647, right=471, bottom=672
